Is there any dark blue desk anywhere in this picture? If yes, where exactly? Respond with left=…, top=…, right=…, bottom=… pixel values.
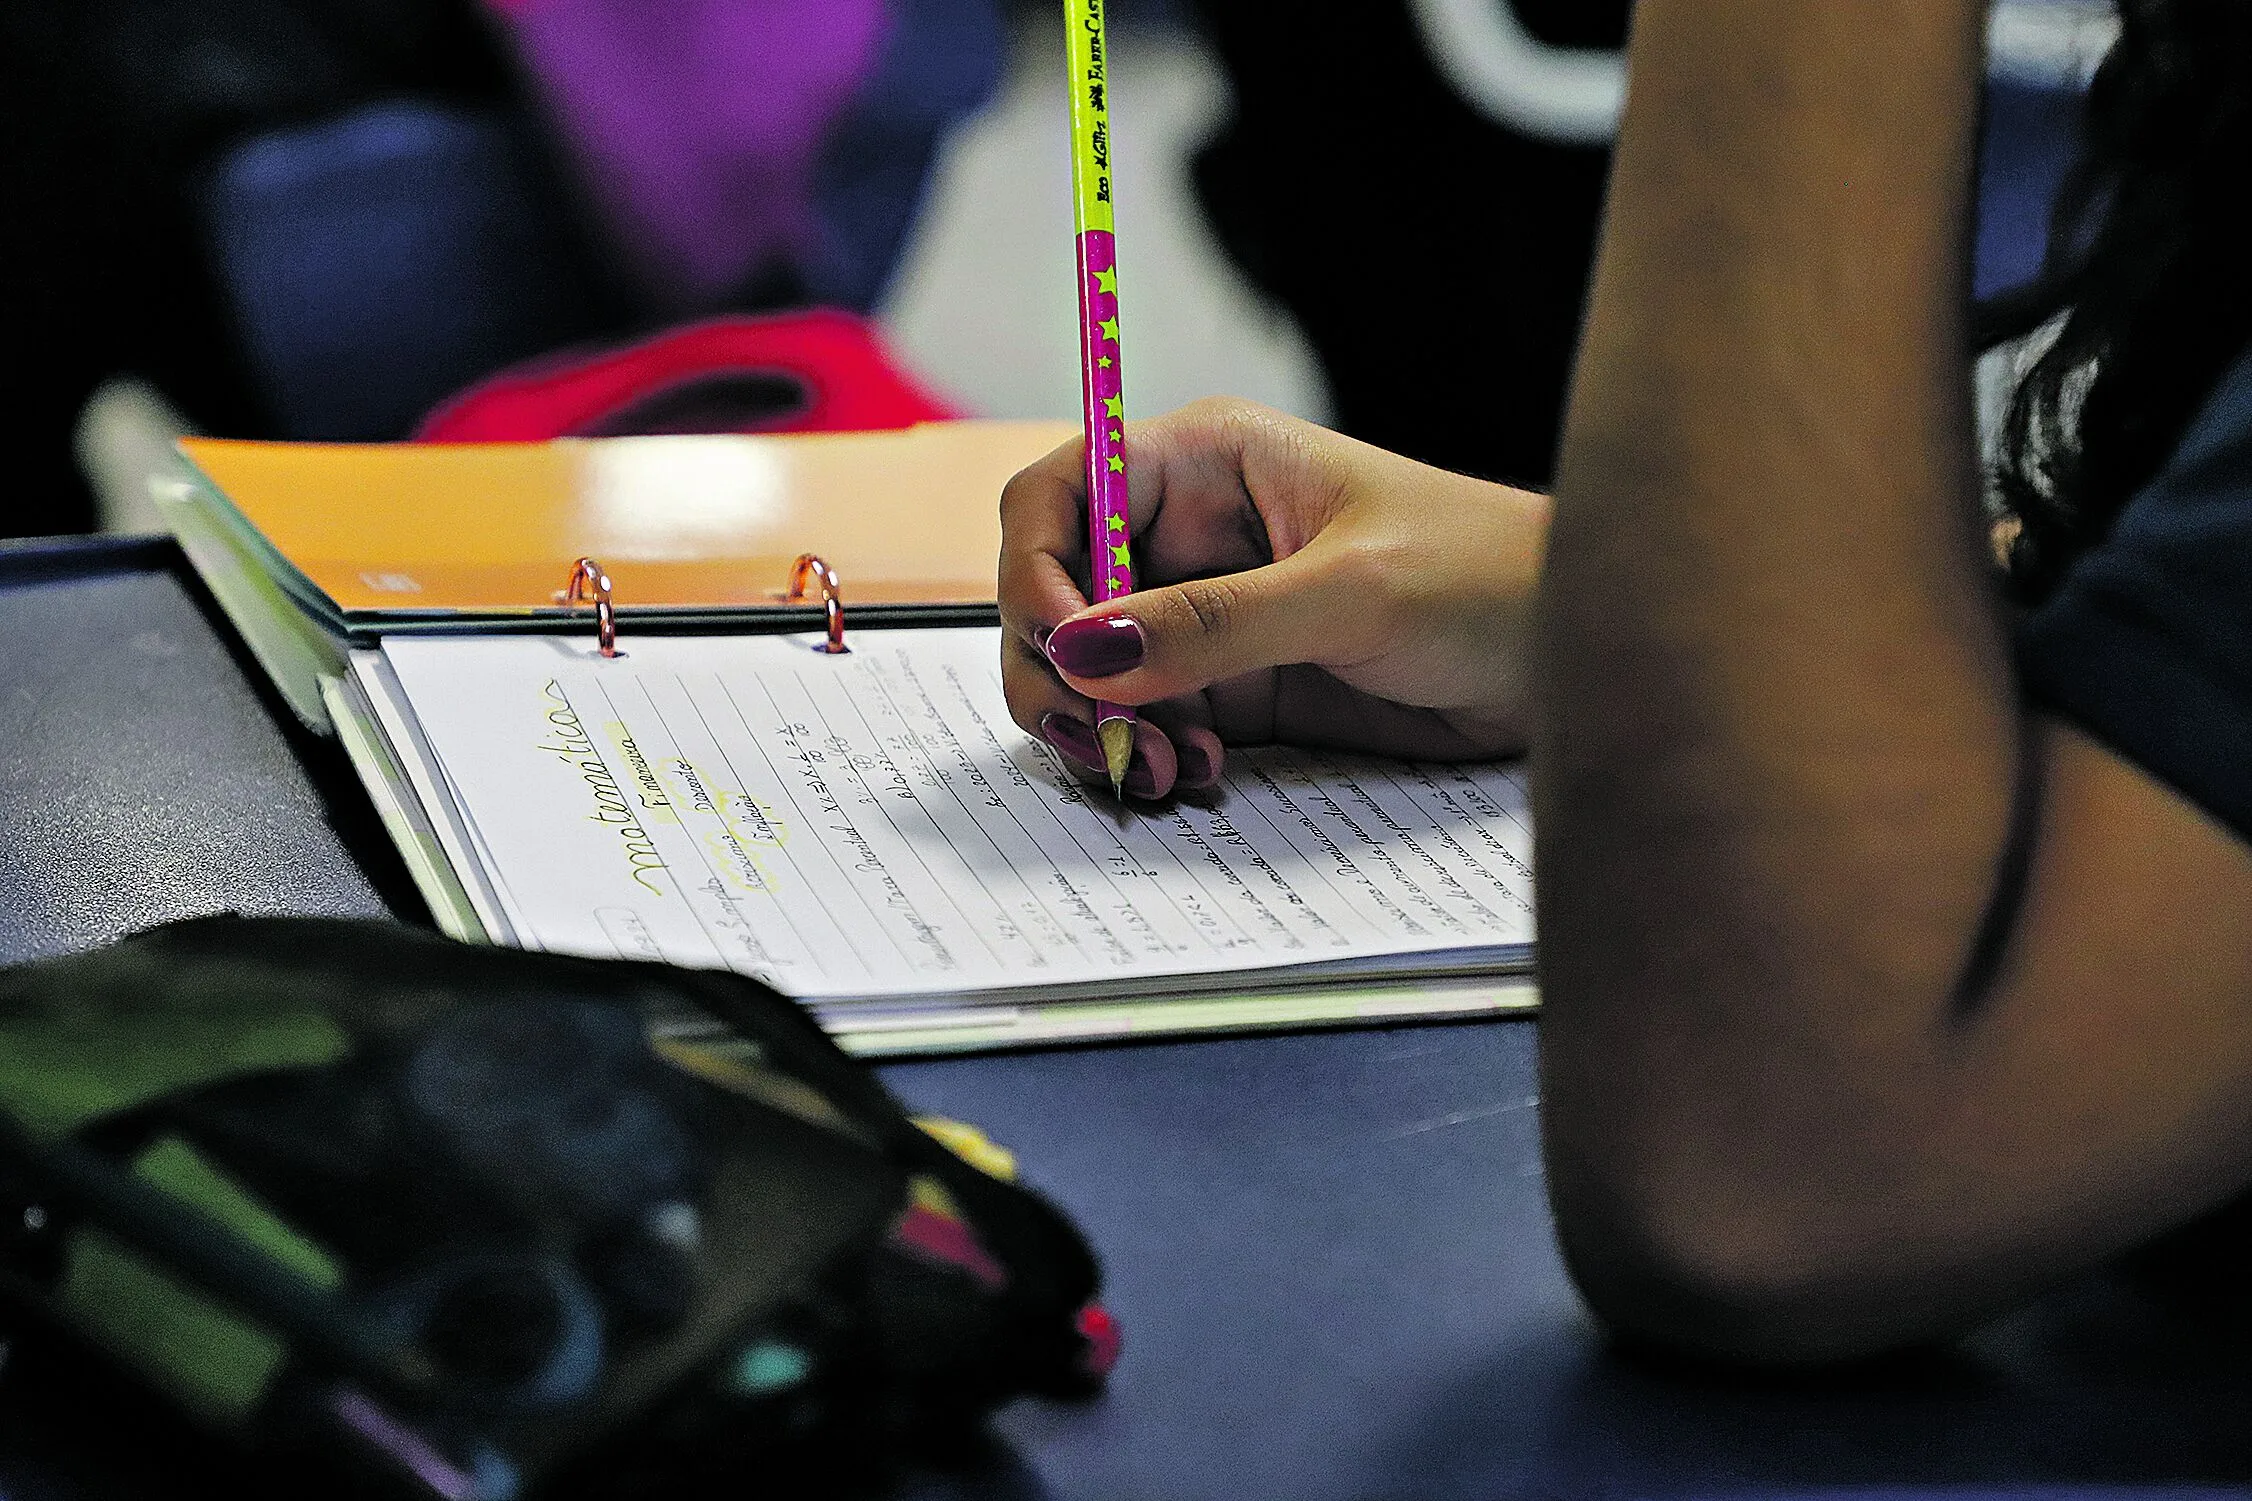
left=3, top=537, right=2250, bottom=1501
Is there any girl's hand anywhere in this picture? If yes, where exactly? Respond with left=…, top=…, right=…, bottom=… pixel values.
left=998, top=398, right=1550, bottom=798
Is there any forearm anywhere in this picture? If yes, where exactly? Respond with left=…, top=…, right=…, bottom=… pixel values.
left=1533, top=1, right=2029, bottom=1348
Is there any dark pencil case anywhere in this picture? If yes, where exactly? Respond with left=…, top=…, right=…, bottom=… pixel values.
left=0, top=914, right=1114, bottom=1499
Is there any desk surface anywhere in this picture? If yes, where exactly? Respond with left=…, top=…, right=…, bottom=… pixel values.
left=3, top=538, right=2251, bottom=1501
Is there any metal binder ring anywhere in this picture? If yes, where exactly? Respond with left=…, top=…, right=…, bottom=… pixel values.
left=562, top=556, right=618, bottom=657
left=787, top=554, right=848, bottom=654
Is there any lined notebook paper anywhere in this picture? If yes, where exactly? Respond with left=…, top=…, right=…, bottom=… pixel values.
left=359, top=628, right=1534, bottom=1008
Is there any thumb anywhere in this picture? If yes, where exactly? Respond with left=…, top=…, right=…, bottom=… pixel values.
left=1042, top=544, right=1370, bottom=704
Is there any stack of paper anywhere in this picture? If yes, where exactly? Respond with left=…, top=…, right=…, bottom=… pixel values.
left=335, top=627, right=1537, bottom=1052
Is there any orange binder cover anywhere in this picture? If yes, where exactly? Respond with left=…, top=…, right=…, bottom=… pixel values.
left=178, top=421, right=1075, bottom=616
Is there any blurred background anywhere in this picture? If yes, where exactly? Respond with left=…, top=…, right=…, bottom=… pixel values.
left=4, top=0, right=2111, bottom=538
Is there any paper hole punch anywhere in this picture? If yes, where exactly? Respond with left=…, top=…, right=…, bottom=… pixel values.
left=558, top=557, right=618, bottom=658
left=787, top=554, right=849, bottom=654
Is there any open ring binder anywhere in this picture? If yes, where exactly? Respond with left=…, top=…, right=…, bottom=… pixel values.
left=787, top=553, right=850, bottom=654
left=557, top=554, right=851, bottom=657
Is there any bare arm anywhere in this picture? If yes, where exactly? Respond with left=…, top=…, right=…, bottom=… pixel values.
left=1536, top=1, right=2252, bottom=1361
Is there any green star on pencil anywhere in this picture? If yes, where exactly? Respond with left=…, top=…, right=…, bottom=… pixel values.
left=1099, top=317, right=1120, bottom=343
left=1104, top=395, right=1124, bottom=419
left=1095, top=266, right=1118, bottom=295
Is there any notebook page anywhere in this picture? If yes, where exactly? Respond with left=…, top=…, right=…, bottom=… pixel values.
left=374, top=628, right=1533, bottom=1003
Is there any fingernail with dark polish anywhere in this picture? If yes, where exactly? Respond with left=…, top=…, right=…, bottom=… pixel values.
left=1122, top=762, right=1161, bottom=799
left=1039, top=712, right=1107, bottom=773
left=1174, top=738, right=1216, bottom=787
left=1045, top=615, right=1145, bottom=678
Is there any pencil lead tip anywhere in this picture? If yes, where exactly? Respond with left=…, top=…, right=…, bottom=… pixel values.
left=1098, top=717, right=1134, bottom=799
